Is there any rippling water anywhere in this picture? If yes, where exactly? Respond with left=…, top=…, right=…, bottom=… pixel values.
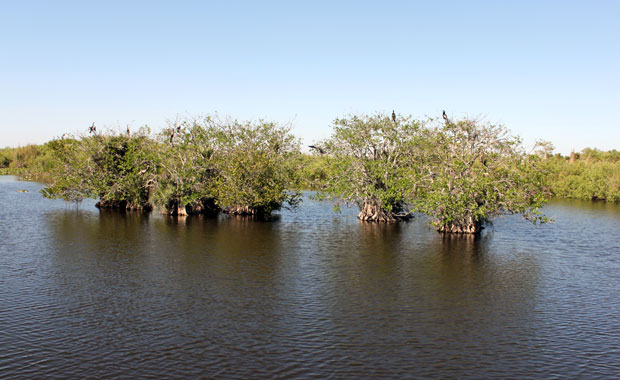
left=1, top=175, right=619, bottom=379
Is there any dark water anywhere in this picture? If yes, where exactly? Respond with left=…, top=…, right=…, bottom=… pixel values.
left=1, top=176, right=619, bottom=379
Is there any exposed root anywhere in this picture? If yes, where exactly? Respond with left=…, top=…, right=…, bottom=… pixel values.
left=223, top=205, right=263, bottom=216
left=185, top=198, right=219, bottom=216
left=358, top=201, right=410, bottom=223
left=163, top=198, right=219, bottom=216
left=95, top=199, right=153, bottom=211
left=436, top=217, right=483, bottom=234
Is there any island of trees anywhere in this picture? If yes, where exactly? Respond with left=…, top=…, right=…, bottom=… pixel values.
left=2, top=111, right=618, bottom=233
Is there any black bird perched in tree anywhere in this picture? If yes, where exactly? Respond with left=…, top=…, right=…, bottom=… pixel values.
left=169, top=125, right=181, bottom=144
left=442, top=110, right=449, bottom=122
left=308, top=145, right=326, bottom=154
left=392, top=110, right=396, bottom=123
left=126, top=125, right=130, bottom=136
left=89, top=122, right=96, bottom=134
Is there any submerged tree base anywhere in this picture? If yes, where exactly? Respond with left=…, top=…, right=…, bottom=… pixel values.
left=96, top=199, right=153, bottom=212
left=436, top=218, right=483, bottom=234
left=223, top=205, right=264, bottom=217
left=187, top=198, right=219, bottom=216
left=358, top=201, right=412, bottom=223
left=163, top=198, right=219, bottom=217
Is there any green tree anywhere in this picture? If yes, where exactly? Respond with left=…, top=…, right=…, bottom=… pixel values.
left=211, top=118, right=301, bottom=217
left=412, top=117, right=551, bottom=233
left=317, top=113, right=423, bottom=222
left=153, top=117, right=219, bottom=216
left=42, top=127, right=159, bottom=210
left=40, top=137, right=94, bottom=202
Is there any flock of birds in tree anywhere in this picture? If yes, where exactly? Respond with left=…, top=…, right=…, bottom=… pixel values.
left=88, top=122, right=131, bottom=137
left=86, top=110, right=451, bottom=152
left=308, top=110, right=451, bottom=154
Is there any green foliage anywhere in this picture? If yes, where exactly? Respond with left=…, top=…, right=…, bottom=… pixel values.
left=292, top=154, right=331, bottom=190
left=29, top=116, right=300, bottom=218
left=0, top=152, right=11, bottom=168
left=0, top=144, right=53, bottom=181
left=39, top=137, right=94, bottom=202
left=411, top=118, right=551, bottom=232
left=210, top=118, right=301, bottom=216
left=153, top=117, right=219, bottom=215
left=546, top=151, right=620, bottom=202
left=41, top=127, right=159, bottom=209
left=578, top=148, right=620, bottom=162
left=316, top=113, right=423, bottom=221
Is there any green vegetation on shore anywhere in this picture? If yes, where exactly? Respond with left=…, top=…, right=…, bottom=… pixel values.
left=544, top=148, right=620, bottom=202
left=2, top=113, right=618, bottom=232
left=0, top=143, right=57, bottom=183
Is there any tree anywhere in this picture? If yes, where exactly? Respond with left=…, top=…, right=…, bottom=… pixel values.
left=92, top=130, right=159, bottom=210
left=153, top=117, right=219, bottom=216
left=42, top=127, right=159, bottom=210
left=210, top=118, right=301, bottom=218
left=40, top=137, right=94, bottom=202
left=317, top=113, right=423, bottom=222
left=411, top=117, right=551, bottom=233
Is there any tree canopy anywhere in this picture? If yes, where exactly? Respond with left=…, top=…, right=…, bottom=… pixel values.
left=154, top=117, right=219, bottom=216
left=411, top=117, right=551, bottom=233
left=210, top=118, right=301, bottom=217
left=315, top=113, right=423, bottom=222
left=41, top=126, right=158, bottom=210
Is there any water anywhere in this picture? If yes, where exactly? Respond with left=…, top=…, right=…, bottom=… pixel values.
left=1, top=176, right=619, bottom=379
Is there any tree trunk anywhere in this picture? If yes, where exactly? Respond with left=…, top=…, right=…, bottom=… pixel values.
left=569, top=151, right=577, bottom=163
left=186, top=198, right=219, bottom=216
left=436, top=216, right=482, bottom=234
left=358, top=200, right=398, bottom=223
left=164, top=198, right=219, bottom=216
left=163, top=199, right=187, bottom=216
left=96, top=198, right=152, bottom=211
left=224, top=205, right=263, bottom=216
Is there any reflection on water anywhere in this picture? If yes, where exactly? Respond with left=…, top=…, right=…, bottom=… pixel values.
left=1, top=177, right=619, bottom=378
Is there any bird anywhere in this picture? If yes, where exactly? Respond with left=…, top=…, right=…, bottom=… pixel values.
left=392, top=110, right=396, bottom=123
left=442, top=110, right=449, bottom=122
left=89, top=122, right=96, bottom=134
left=308, top=145, right=326, bottom=154
left=169, top=129, right=175, bottom=144
left=126, top=125, right=130, bottom=136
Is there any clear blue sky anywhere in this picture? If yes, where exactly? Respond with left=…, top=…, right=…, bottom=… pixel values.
left=1, top=0, right=619, bottom=154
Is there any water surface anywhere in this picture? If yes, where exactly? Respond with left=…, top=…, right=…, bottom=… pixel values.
left=1, top=176, right=619, bottom=378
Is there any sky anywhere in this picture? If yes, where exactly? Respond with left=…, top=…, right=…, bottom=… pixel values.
left=1, top=0, right=619, bottom=154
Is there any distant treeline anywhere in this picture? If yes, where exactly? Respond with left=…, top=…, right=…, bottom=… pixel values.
left=544, top=149, right=620, bottom=202
left=0, top=113, right=616, bottom=233
left=0, top=144, right=56, bottom=183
